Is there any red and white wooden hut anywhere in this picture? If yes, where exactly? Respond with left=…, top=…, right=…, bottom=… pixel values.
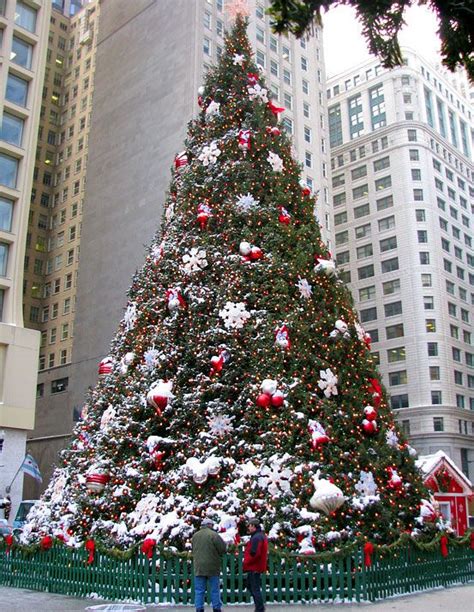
left=416, top=450, right=473, bottom=536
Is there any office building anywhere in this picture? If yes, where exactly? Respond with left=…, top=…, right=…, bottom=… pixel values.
left=0, top=0, right=49, bottom=516
left=327, top=50, right=473, bottom=476
left=23, top=0, right=98, bottom=495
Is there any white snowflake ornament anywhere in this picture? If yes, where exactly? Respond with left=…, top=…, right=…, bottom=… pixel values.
left=318, top=368, right=338, bottom=398
left=258, top=461, right=292, bottom=497
left=182, top=248, right=208, bottom=274
left=235, top=192, right=259, bottom=212
left=208, top=413, right=234, bottom=437
left=386, top=429, right=399, bottom=448
left=233, top=53, right=245, bottom=66
left=296, top=278, right=312, bottom=299
left=198, top=141, right=222, bottom=166
left=144, top=348, right=161, bottom=370
left=267, top=151, right=284, bottom=172
left=248, top=83, right=268, bottom=103
left=219, top=301, right=250, bottom=329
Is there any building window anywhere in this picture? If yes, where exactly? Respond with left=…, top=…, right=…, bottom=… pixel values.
left=335, top=230, right=348, bottom=246
left=12, top=34, right=34, bottom=72
left=334, top=211, right=347, bottom=226
left=383, top=278, right=400, bottom=295
left=353, top=184, right=368, bottom=200
left=389, top=370, right=407, bottom=386
left=378, top=215, right=395, bottom=232
left=6, top=73, right=28, bottom=107
left=409, top=149, right=419, bottom=161
left=0, top=242, right=9, bottom=278
left=360, top=307, right=377, bottom=323
left=348, top=94, right=364, bottom=139
left=256, top=49, right=265, bottom=68
left=0, top=197, right=13, bottom=232
left=358, top=264, right=374, bottom=280
left=430, top=366, right=440, bottom=380
left=386, top=323, right=404, bottom=339
left=427, top=342, right=438, bottom=356
left=359, top=285, right=376, bottom=302
left=433, top=415, right=444, bottom=429
left=381, top=257, right=399, bottom=273
left=391, top=394, right=409, bottom=409
left=413, top=189, right=424, bottom=201
left=419, top=252, right=430, bottom=265
left=387, top=347, right=406, bottom=363
left=376, top=195, right=393, bottom=211
left=357, top=243, right=373, bottom=259
left=355, top=223, right=371, bottom=239
left=380, top=236, right=397, bottom=252
left=203, top=37, right=211, bottom=56
left=51, top=377, right=68, bottom=394
left=426, top=319, right=436, bottom=333
left=15, top=1, right=37, bottom=33
left=328, top=104, right=342, bottom=147
left=384, top=301, right=402, bottom=317
left=354, top=203, right=370, bottom=219
left=352, top=165, right=367, bottom=180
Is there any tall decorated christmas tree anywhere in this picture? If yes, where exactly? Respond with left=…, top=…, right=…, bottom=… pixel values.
left=23, top=15, right=438, bottom=554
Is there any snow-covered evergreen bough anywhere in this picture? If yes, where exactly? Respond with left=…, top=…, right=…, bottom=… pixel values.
left=23, top=17, right=439, bottom=554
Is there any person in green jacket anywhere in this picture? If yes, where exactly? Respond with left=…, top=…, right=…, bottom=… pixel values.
left=192, top=517, right=227, bottom=612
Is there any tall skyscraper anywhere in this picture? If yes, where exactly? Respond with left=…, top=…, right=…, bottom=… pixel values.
left=327, top=50, right=473, bottom=476
left=21, top=0, right=333, bottom=491
left=0, top=0, right=49, bottom=516
left=23, top=0, right=99, bottom=495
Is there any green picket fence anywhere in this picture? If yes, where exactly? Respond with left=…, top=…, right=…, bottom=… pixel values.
left=0, top=543, right=472, bottom=604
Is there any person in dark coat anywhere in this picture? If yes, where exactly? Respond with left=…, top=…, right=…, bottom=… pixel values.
left=192, top=517, right=227, bottom=612
left=243, top=518, right=268, bottom=612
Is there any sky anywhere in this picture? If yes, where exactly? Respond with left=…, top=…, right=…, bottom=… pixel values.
left=323, top=5, right=442, bottom=78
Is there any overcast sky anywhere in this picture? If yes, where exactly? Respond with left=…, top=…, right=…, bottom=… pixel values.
left=323, top=5, right=442, bottom=78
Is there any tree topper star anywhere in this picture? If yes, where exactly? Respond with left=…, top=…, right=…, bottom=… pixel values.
left=225, top=0, right=249, bottom=19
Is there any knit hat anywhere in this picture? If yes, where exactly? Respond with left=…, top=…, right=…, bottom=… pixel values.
left=248, top=518, right=260, bottom=526
left=201, top=517, right=214, bottom=528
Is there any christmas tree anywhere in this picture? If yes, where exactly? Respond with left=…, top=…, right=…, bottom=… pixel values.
left=23, top=16, right=437, bottom=554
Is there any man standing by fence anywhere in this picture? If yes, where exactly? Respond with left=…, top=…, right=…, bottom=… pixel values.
left=243, top=518, right=268, bottom=612
left=192, top=517, right=227, bottom=612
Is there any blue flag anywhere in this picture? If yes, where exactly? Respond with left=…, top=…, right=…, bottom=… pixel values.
left=20, top=453, right=42, bottom=483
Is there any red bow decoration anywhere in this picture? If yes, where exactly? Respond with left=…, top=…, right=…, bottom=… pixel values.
left=247, top=72, right=259, bottom=85
left=4, top=534, right=13, bottom=554
left=368, top=378, right=382, bottom=408
left=238, top=129, right=251, bottom=153
left=363, top=542, right=374, bottom=567
left=40, top=535, right=53, bottom=551
left=440, top=535, right=448, bottom=558
left=152, top=450, right=166, bottom=469
left=267, top=100, right=285, bottom=117
left=141, top=538, right=156, bottom=560
left=210, top=348, right=230, bottom=377
left=85, top=539, right=95, bottom=564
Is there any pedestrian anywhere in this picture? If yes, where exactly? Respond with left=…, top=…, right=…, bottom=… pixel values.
left=243, top=518, right=268, bottom=612
left=191, top=516, right=227, bottom=612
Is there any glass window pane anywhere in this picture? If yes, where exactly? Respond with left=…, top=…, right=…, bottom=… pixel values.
left=11, top=36, right=33, bottom=69
left=0, top=197, right=13, bottom=231
left=6, top=73, right=29, bottom=107
left=0, top=243, right=9, bottom=276
left=15, top=2, right=37, bottom=33
left=0, top=112, right=24, bottom=146
left=0, top=153, right=18, bottom=188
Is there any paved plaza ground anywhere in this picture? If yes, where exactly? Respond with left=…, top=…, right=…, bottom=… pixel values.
left=0, top=583, right=472, bottom=611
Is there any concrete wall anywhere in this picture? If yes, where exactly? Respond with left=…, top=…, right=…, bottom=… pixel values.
left=68, top=0, right=199, bottom=414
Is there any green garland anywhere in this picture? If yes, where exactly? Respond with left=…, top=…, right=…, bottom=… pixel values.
left=1, top=530, right=472, bottom=563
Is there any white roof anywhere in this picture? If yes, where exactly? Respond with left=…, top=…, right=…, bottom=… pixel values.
left=416, top=450, right=473, bottom=490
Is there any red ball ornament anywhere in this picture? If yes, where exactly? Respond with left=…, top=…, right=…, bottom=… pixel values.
left=363, top=406, right=377, bottom=421
left=270, top=391, right=284, bottom=407
left=266, top=126, right=281, bottom=136
left=250, top=246, right=263, bottom=261
left=256, top=393, right=271, bottom=408
left=362, top=419, right=377, bottom=435
left=278, top=206, right=291, bottom=225
left=301, top=185, right=311, bottom=197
